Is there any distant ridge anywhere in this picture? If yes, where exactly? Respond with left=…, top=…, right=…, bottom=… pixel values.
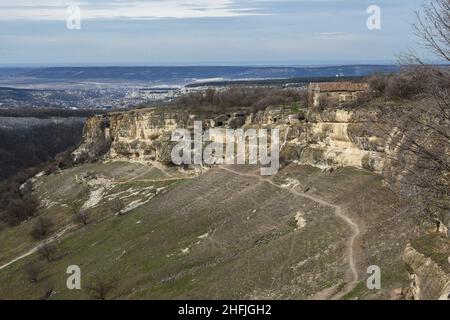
left=0, top=65, right=400, bottom=86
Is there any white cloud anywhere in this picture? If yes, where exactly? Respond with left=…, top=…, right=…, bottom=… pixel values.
left=0, top=0, right=268, bottom=21
left=314, top=31, right=357, bottom=40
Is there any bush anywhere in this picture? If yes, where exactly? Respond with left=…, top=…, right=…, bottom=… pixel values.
left=0, top=121, right=83, bottom=181
left=365, top=66, right=447, bottom=101
left=74, top=210, right=89, bottom=225
left=1, top=197, right=39, bottom=226
left=367, top=73, right=388, bottom=96
left=30, top=217, right=54, bottom=240
left=172, top=87, right=306, bottom=113
left=37, top=242, right=58, bottom=262
left=87, top=274, right=119, bottom=300
left=384, top=72, right=425, bottom=100
left=0, top=168, right=41, bottom=226
left=55, top=148, right=76, bottom=170
left=24, top=261, right=43, bottom=283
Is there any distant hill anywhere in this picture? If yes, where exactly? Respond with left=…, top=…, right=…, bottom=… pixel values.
left=0, top=65, right=400, bottom=85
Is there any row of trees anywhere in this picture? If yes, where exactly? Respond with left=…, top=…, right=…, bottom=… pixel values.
left=24, top=246, right=118, bottom=300
left=0, top=121, right=84, bottom=181
left=0, top=145, right=78, bottom=227
left=172, top=87, right=307, bottom=113
left=0, top=108, right=105, bottom=119
left=23, top=206, right=121, bottom=299
left=0, top=170, right=40, bottom=226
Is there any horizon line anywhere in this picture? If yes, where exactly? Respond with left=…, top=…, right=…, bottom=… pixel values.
left=0, top=62, right=400, bottom=69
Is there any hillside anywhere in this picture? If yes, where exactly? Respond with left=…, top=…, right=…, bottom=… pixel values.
left=0, top=101, right=448, bottom=300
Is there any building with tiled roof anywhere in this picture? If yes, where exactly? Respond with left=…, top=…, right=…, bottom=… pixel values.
left=308, top=82, right=370, bottom=107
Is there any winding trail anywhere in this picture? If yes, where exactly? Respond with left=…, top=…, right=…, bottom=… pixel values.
left=219, top=166, right=361, bottom=299
left=0, top=248, right=39, bottom=271
left=0, top=224, right=76, bottom=271
left=1, top=164, right=361, bottom=299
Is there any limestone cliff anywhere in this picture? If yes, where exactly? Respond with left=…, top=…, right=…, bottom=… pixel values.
left=74, top=108, right=200, bottom=163
left=280, top=108, right=386, bottom=172
left=74, top=105, right=390, bottom=175
left=403, top=239, right=450, bottom=300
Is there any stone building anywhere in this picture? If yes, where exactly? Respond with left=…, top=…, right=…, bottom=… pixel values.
left=308, top=82, right=370, bottom=107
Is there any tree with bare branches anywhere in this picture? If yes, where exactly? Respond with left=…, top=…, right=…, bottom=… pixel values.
left=87, top=274, right=118, bottom=300
left=24, top=261, right=43, bottom=283
left=362, top=2, right=450, bottom=235
left=30, top=217, right=54, bottom=240
left=37, top=242, right=58, bottom=262
left=378, top=0, right=450, bottom=234
left=413, top=0, right=450, bottom=62
left=74, top=210, right=89, bottom=226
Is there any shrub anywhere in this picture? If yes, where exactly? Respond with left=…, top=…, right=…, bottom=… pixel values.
left=1, top=197, right=39, bottom=226
left=172, top=87, right=306, bottom=113
left=367, top=73, right=388, bottom=96
left=24, top=261, right=43, bottom=283
left=384, top=72, right=425, bottom=100
left=37, top=242, right=58, bottom=262
left=365, top=66, right=446, bottom=101
left=74, top=210, right=89, bottom=225
left=0, top=168, right=40, bottom=226
left=54, top=147, right=76, bottom=170
left=87, top=274, right=118, bottom=300
left=30, top=217, right=54, bottom=240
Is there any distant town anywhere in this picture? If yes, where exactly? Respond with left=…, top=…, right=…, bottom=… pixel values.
left=0, top=65, right=398, bottom=110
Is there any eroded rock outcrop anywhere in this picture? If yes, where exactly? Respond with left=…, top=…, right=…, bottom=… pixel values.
left=403, top=242, right=450, bottom=300
left=74, top=109, right=200, bottom=163
left=73, top=105, right=390, bottom=174
left=281, top=108, right=386, bottom=172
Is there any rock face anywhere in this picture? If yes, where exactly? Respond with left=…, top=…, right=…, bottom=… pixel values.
left=281, top=108, right=386, bottom=172
left=74, top=109, right=197, bottom=163
left=74, top=105, right=389, bottom=174
left=403, top=243, right=450, bottom=300
left=73, top=115, right=112, bottom=162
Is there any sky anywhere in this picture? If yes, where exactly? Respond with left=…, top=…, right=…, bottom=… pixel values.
left=0, top=0, right=435, bottom=66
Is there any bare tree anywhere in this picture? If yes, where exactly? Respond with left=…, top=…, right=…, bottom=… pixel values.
left=413, top=0, right=450, bottom=62
left=87, top=274, right=118, bottom=300
left=1, top=196, right=39, bottom=226
left=37, top=242, right=58, bottom=262
left=381, top=84, right=450, bottom=232
left=74, top=210, right=89, bottom=226
left=23, top=261, right=43, bottom=283
left=372, top=2, right=450, bottom=234
left=30, top=217, right=54, bottom=240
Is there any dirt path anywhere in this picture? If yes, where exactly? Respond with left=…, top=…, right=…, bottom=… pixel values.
left=0, top=168, right=190, bottom=271
left=1, top=164, right=361, bottom=299
left=118, top=177, right=193, bottom=185
left=0, top=224, right=76, bottom=271
left=219, top=166, right=361, bottom=299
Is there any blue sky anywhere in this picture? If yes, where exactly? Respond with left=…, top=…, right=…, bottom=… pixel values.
left=0, top=0, right=433, bottom=66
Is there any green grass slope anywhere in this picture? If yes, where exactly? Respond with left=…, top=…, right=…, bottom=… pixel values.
left=0, top=162, right=416, bottom=299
